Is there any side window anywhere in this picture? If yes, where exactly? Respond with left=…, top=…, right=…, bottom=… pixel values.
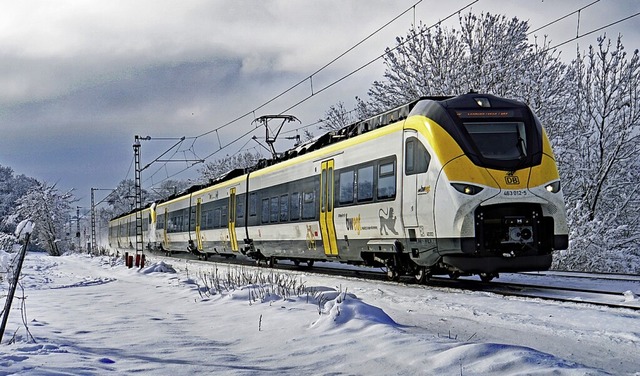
left=357, top=165, right=374, bottom=202
left=201, top=210, right=208, bottom=230
left=213, top=208, right=221, bottom=228
left=221, top=205, right=227, bottom=227
left=377, top=161, right=396, bottom=200
left=270, top=197, right=279, bottom=223
left=290, top=192, right=300, bottom=220
left=405, top=137, right=430, bottom=175
left=249, top=193, right=258, bottom=217
left=237, top=200, right=244, bottom=219
left=280, top=194, right=289, bottom=222
left=157, top=213, right=164, bottom=230
left=339, top=170, right=354, bottom=205
left=302, top=191, right=316, bottom=219
left=183, top=210, right=190, bottom=232
left=261, top=198, right=269, bottom=224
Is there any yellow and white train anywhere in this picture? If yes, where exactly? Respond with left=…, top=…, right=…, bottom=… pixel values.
left=109, top=93, right=568, bottom=282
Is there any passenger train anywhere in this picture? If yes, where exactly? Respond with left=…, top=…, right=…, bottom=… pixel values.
left=109, top=93, right=569, bottom=282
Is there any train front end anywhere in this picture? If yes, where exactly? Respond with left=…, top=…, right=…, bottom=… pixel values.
left=412, top=94, right=568, bottom=279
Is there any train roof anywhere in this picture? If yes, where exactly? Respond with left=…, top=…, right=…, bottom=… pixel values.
left=110, top=92, right=524, bottom=221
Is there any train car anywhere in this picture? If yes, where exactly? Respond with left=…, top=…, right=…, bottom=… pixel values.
left=108, top=207, right=151, bottom=254
left=109, top=93, right=568, bottom=282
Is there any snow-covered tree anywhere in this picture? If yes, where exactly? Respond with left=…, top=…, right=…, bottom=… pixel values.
left=356, top=12, right=572, bottom=117
left=13, top=181, right=76, bottom=256
left=199, top=150, right=263, bottom=182
left=0, top=165, right=38, bottom=233
left=552, top=35, right=640, bottom=272
left=147, top=179, right=191, bottom=202
left=106, top=179, right=149, bottom=217
left=319, top=101, right=354, bottom=131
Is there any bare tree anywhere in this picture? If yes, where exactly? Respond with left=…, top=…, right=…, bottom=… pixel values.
left=319, top=101, right=353, bottom=131
left=106, top=179, right=150, bottom=217
left=199, top=150, right=263, bottom=182
left=348, top=12, right=573, bottom=135
left=147, top=179, right=191, bottom=202
left=553, top=35, right=640, bottom=272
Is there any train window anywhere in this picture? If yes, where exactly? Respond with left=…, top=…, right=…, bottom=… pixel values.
left=302, top=191, right=316, bottom=219
left=261, top=198, right=270, bottom=224
left=280, top=194, right=289, bottom=222
left=378, top=162, right=396, bottom=199
left=201, top=210, right=210, bottom=230
left=249, top=193, right=258, bottom=217
left=464, top=122, right=527, bottom=160
left=184, top=210, right=190, bottom=232
left=221, top=205, right=227, bottom=227
left=174, top=215, right=179, bottom=232
left=237, top=201, right=244, bottom=219
left=406, top=140, right=415, bottom=172
left=405, top=137, right=430, bottom=175
left=157, top=214, right=164, bottom=230
left=339, top=170, right=354, bottom=204
left=290, top=192, right=301, bottom=220
left=190, top=209, right=196, bottom=231
left=214, top=208, right=221, bottom=228
left=270, top=197, right=279, bottom=223
left=357, top=166, right=374, bottom=202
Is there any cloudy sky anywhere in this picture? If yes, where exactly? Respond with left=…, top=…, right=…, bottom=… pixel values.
left=1, top=0, right=638, bottom=210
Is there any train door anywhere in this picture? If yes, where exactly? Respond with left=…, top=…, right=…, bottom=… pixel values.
left=402, top=131, right=419, bottom=227
left=195, top=198, right=203, bottom=250
left=320, top=159, right=339, bottom=256
left=228, top=187, right=239, bottom=252
left=163, top=207, right=169, bottom=249
left=402, top=132, right=435, bottom=236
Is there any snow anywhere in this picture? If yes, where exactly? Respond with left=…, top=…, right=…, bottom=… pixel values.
left=1, top=252, right=639, bottom=375
left=13, top=220, right=33, bottom=239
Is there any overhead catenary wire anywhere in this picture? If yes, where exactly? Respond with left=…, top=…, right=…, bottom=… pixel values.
left=547, top=10, right=640, bottom=51
left=132, top=0, right=434, bottom=193
left=527, top=0, right=600, bottom=36
left=194, top=0, right=426, bottom=141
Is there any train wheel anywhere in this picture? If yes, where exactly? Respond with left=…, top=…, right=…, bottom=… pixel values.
left=306, top=260, right=314, bottom=267
left=448, top=271, right=460, bottom=280
left=293, top=259, right=301, bottom=267
left=414, top=267, right=429, bottom=284
left=386, top=268, right=399, bottom=281
left=268, top=257, right=276, bottom=268
left=479, top=273, right=494, bottom=282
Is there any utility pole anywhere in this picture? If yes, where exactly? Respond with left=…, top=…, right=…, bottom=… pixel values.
left=91, top=188, right=96, bottom=253
left=90, top=188, right=114, bottom=255
left=133, top=136, right=145, bottom=258
left=128, top=134, right=201, bottom=265
left=76, top=206, right=81, bottom=251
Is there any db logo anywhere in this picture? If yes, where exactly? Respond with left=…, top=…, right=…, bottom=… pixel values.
left=505, top=176, right=520, bottom=185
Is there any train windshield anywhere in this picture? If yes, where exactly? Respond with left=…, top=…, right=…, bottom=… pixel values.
left=464, top=122, right=527, bottom=161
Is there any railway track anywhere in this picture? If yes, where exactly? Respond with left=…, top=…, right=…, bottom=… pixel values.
left=437, top=278, right=640, bottom=311
left=141, top=251, right=640, bottom=311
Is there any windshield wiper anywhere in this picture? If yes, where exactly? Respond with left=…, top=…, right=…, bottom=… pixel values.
left=516, top=137, right=527, bottom=159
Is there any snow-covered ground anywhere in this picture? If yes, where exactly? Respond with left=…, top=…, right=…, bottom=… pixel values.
left=1, top=251, right=639, bottom=375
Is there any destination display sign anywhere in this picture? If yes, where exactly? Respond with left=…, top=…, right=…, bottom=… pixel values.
left=455, top=110, right=516, bottom=118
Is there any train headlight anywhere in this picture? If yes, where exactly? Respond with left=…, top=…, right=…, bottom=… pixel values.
left=545, top=181, right=561, bottom=193
left=451, top=183, right=483, bottom=195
